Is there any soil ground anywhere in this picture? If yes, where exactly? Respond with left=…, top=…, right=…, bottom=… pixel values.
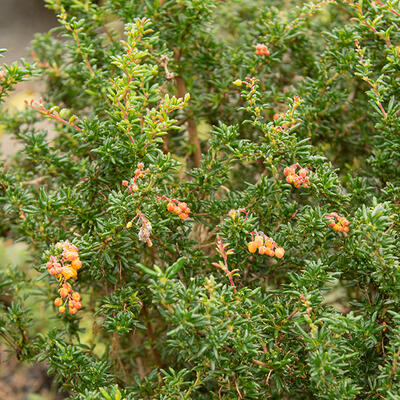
left=0, top=344, right=64, bottom=400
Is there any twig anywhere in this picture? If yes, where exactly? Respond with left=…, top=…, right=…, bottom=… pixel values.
left=212, top=235, right=238, bottom=293
left=354, top=39, right=388, bottom=119
left=25, top=99, right=85, bottom=133
left=233, top=374, right=243, bottom=399
left=345, top=0, right=393, bottom=47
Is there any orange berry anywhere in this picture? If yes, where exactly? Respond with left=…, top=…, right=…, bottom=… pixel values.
left=64, top=282, right=72, bottom=292
left=75, top=302, right=82, bottom=310
left=64, top=243, right=78, bottom=252
left=54, top=298, right=62, bottom=307
left=299, top=168, right=307, bottom=178
left=258, top=246, right=267, bottom=255
left=122, top=180, right=129, bottom=186
left=302, top=183, right=308, bottom=188
left=343, top=226, right=349, bottom=233
left=248, top=241, right=258, bottom=253
left=137, top=162, right=144, bottom=169
left=179, top=202, right=187, bottom=210
left=273, top=113, right=279, bottom=121
left=72, top=292, right=81, bottom=302
left=333, top=224, right=340, bottom=231
left=254, top=235, right=263, bottom=247
left=59, top=306, right=66, bottom=313
left=284, top=167, right=291, bottom=176
left=265, top=239, right=273, bottom=249
left=286, top=175, right=294, bottom=184
left=174, top=207, right=182, bottom=215
left=185, top=207, right=191, bottom=214
left=275, top=247, right=285, bottom=259
left=167, top=202, right=175, bottom=212
left=62, top=267, right=77, bottom=280
left=59, top=287, right=68, bottom=298
left=266, top=249, right=275, bottom=257
left=64, top=251, right=78, bottom=261
left=69, top=307, right=77, bottom=315
left=179, top=213, right=188, bottom=220
left=71, top=259, right=82, bottom=270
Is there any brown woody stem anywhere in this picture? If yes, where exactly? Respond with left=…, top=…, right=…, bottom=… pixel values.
left=174, top=50, right=202, bottom=168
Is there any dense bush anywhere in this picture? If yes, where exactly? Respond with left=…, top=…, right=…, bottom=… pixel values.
left=2, top=0, right=400, bottom=398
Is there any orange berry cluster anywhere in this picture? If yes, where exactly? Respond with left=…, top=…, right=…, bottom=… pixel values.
left=326, top=212, right=350, bottom=233
left=256, top=44, right=270, bottom=56
left=284, top=164, right=310, bottom=189
left=159, top=196, right=190, bottom=220
left=122, top=162, right=150, bottom=194
left=47, top=241, right=82, bottom=315
left=247, top=231, right=285, bottom=259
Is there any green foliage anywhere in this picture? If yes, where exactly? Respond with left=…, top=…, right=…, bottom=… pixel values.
left=1, top=0, right=400, bottom=398
left=97, top=287, right=143, bottom=334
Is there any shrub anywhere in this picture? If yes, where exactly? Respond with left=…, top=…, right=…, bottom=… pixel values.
left=1, top=0, right=400, bottom=398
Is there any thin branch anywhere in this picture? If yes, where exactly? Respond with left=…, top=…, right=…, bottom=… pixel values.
left=174, top=49, right=201, bottom=168
left=25, top=99, right=85, bottom=133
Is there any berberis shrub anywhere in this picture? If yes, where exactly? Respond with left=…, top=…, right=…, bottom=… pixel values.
left=2, top=0, right=400, bottom=398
